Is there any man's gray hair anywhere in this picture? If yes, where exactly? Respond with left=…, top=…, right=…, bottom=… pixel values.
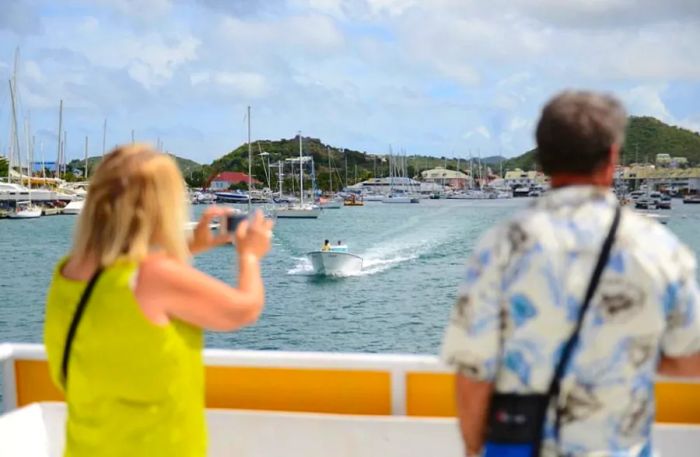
left=536, top=91, right=627, bottom=175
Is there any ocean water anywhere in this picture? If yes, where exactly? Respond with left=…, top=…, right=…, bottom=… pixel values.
left=1, top=198, right=700, bottom=357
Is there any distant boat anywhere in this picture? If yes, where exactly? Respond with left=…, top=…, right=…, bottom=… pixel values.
left=62, top=200, right=84, bottom=215
left=344, top=194, right=364, bottom=206
left=363, top=194, right=384, bottom=202
left=657, top=195, right=672, bottom=210
left=275, top=203, right=322, bottom=219
left=273, top=133, right=320, bottom=219
left=683, top=194, right=700, bottom=204
left=215, top=191, right=249, bottom=204
left=307, top=245, right=363, bottom=276
left=8, top=201, right=42, bottom=219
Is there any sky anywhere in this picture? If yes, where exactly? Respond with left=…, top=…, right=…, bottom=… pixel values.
left=0, top=0, right=699, bottom=164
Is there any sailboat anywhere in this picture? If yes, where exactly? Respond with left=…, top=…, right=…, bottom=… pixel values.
left=6, top=55, right=41, bottom=219
left=382, top=151, right=419, bottom=204
left=274, top=133, right=321, bottom=219
left=319, top=147, right=343, bottom=209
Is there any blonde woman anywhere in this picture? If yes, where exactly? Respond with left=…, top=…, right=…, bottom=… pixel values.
left=44, top=145, right=273, bottom=457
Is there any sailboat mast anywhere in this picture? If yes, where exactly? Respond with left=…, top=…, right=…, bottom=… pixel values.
left=247, top=105, right=252, bottom=213
left=40, top=140, right=45, bottom=180
left=56, top=100, right=63, bottom=178
left=299, top=132, right=304, bottom=206
left=278, top=161, right=283, bottom=196
left=102, top=118, right=107, bottom=157
left=84, top=136, right=89, bottom=179
left=63, top=130, right=67, bottom=176
left=327, top=147, right=332, bottom=193
left=9, top=80, right=20, bottom=186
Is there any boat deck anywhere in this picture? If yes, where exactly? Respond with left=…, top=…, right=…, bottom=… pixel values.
left=1, top=344, right=699, bottom=455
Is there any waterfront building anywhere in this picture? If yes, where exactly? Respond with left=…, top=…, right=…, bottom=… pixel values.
left=420, top=167, right=472, bottom=190
left=621, top=166, right=700, bottom=193
left=503, top=168, right=549, bottom=189
left=209, top=171, right=261, bottom=190
left=346, top=176, right=441, bottom=195
left=656, top=154, right=689, bottom=168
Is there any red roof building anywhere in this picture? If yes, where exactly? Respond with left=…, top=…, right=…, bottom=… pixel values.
left=209, top=171, right=261, bottom=190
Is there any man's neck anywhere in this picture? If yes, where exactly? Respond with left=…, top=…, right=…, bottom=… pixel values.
left=549, top=173, right=612, bottom=189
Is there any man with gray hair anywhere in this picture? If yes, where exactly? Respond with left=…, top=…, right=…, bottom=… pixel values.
left=441, top=91, right=700, bottom=456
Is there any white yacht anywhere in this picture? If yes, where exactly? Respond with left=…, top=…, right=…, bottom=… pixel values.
left=307, top=245, right=363, bottom=276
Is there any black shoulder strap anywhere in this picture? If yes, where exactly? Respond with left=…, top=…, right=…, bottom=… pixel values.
left=61, top=268, right=104, bottom=385
left=548, top=205, right=621, bottom=438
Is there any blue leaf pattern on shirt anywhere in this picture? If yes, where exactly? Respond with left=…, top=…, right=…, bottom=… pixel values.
left=504, top=349, right=531, bottom=385
left=441, top=187, right=700, bottom=455
left=609, top=251, right=624, bottom=273
left=510, top=294, right=537, bottom=327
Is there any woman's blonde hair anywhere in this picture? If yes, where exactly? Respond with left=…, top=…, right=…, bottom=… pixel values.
left=72, top=144, right=190, bottom=266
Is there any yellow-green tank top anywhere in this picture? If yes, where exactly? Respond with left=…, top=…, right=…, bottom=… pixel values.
left=44, top=258, right=206, bottom=457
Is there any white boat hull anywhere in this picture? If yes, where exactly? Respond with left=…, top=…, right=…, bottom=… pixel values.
left=8, top=209, right=42, bottom=219
left=307, top=251, right=363, bottom=276
left=275, top=207, right=321, bottom=219
left=382, top=196, right=412, bottom=204
left=62, top=200, right=84, bottom=215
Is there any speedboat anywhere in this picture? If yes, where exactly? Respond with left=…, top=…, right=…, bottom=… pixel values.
left=214, top=191, right=249, bottom=204
left=307, top=245, right=363, bottom=276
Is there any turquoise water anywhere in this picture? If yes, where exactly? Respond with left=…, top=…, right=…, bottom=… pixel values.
left=1, top=198, right=700, bottom=356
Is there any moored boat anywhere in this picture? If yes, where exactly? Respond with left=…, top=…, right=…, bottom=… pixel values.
left=274, top=204, right=321, bottom=219
left=8, top=201, right=42, bottom=219
left=62, top=200, right=84, bottom=215
left=684, top=194, right=700, bottom=204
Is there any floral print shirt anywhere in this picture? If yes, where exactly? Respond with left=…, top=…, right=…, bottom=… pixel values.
left=441, top=186, right=700, bottom=456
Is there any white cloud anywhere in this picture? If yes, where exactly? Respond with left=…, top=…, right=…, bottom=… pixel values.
left=92, top=0, right=173, bottom=18
left=2, top=0, right=699, bottom=163
left=190, top=71, right=269, bottom=97
left=621, top=85, right=672, bottom=121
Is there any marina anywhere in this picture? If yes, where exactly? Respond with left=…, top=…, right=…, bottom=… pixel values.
left=2, top=197, right=700, bottom=355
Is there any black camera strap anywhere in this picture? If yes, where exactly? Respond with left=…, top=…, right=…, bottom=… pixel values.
left=61, top=267, right=104, bottom=386
left=548, top=205, right=621, bottom=443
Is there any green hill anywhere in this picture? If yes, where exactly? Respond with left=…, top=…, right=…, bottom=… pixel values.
left=205, top=136, right=509, bottom=190
left=66, top=153, right=201, bottom=180
left=504, top=117, right=700, bottom=171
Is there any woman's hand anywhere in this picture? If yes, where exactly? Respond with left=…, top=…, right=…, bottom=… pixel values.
left=189, top=206, right=234, bottom=255
left=235, top=210, right=274, bottom=260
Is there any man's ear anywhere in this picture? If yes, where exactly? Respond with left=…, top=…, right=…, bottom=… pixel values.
left=609, top=143, right=620, bottom=165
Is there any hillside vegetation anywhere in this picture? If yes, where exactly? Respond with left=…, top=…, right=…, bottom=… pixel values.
left=503, top=116, right=700, bottom=171
left=52, top=116, right=700, bottom=189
